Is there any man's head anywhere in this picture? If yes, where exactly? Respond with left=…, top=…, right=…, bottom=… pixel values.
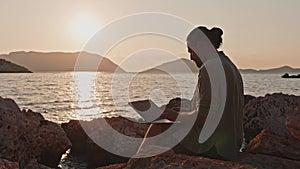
left=187, top=26, right=223, bottom=67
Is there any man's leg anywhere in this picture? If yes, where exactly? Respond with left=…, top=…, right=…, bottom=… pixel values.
left=137, top=123, right=163, bottom=154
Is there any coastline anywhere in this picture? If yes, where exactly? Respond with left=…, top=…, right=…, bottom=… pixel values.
left=0, top=93, right=300, bottom=169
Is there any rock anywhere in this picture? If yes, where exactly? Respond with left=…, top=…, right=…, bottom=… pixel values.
left=0, top=98, right=19, bottom=162
left=62, top=117, right=150, bottom=168
left=100, top=153, right=246, bottom=169
left=286, top=106, right=300, bottom=140
left=0, top=97, right=71, bottom=168
left=63, top=95, right=300, bottom=168
left=244, top=129, right=300, bottom=160
left=97, top=152, right=300, bottom=169
left=237, top=152, right=300, bottom=169
left=0, top=59, right=32, bottom=73
left=37, top=119, right=72, bottom=167
left=244, top=95, right=255, bottom=106
left=23, top=159, right=53, bottom=169
left=243, top=93, right=300, bottom=142
left=97, top=163, right=126, bottom=169
left=164, top=97, right=193, bottom=112
left=0, top=159, right=19, bottom=169
left=61, top=98, right=193, bottom=168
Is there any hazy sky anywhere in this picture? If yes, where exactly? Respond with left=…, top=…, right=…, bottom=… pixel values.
left=0, top=0, right=299, bottom=71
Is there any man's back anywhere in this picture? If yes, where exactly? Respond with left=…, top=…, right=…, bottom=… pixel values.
left=214, top=51, right=244, bottom=160
left=179, top=51, right=244, bottom=161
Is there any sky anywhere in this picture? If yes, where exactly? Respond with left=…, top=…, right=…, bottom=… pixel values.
left=0, top=0, right=299, bottom=71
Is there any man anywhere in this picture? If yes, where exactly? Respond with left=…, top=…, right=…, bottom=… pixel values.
left=138, top=26, right=244, bottom=161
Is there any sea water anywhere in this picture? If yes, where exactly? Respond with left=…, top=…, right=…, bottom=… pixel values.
left=0, top=72, right=299, bottom=123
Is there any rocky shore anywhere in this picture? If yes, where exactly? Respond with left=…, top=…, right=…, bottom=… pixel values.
left=0, top=97, right=71, bottom=169
left=1, top=93, right=300, bottom=169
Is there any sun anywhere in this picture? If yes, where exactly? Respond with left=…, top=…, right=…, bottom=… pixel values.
left=71, top=15, right=100, bottom=42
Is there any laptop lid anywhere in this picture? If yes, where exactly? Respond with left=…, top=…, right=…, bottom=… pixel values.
left=128, top=100, right=165, bottom=123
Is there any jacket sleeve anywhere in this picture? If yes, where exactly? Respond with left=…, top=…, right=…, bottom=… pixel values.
left=198, top=67, right=211, bottom=116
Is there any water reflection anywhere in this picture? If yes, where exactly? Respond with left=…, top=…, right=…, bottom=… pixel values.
left=1, top=72, right=295, bottom=124
left=73, top=72, right=103, bottom=120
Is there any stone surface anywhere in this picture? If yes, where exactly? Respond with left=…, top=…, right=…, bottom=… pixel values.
left=61, top=98, right=194, bottom=168
left=0, top=159, right=19, bottom=169
left=244, top=129, right=300, bottom=160
left=63, top=95, right=300, bottom=168
left=23, top=159, right=53, bottom=169
left=286, top=106, right=300, bottom=140
left=0, top=97, right=71, bottom=168
left=62, top=117, right=150, bottom=168
left=244, top=95, right=256, bottom=106
left=97, top=152, right=300, bottom=169
left=99, top=153, right=247, bottom=169
left=237, top=152, right=300, bottom=169
left=163, top=97, right=193, bottom=112
left=243, top=93, right=300, bottom=142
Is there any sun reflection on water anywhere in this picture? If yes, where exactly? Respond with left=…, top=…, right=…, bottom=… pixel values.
left=73, top=72, right=103, bottom=120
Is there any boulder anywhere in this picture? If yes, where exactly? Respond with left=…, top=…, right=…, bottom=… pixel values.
left=0, top=97, right=71, bottom=168
left=99, top=152, right=246, bottom=169
left=286, top=106, right=300, bottom=140
left=61, top=97, right=196, bottom=168
left=23, top=159, right=53, bottom=169
left=237, top=152, right=300, bottom=169
left=243, top=93, right=300, bottom=142
left=0, top=159, right=19, bottom=169
left=163, top=97, right=193, bottom=112
left=244, top=95, right=256, bottom=106
left=97, top=152, right=300, bottom=169
left=61, top=117, right=150, bottom=168
left=62, top=95, right=300, bottom=168
left=244, top=129, right=300, bottom=160
left=61, top=97, right=197, bottom=168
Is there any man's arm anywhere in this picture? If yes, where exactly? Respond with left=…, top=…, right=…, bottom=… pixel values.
left=159, top=108, right=207, bottom=126
left=197, top=66, right=211, bottom=122
left=159, top=108, right=179, bottom=121
left=160, top=67, right=211, bottom=125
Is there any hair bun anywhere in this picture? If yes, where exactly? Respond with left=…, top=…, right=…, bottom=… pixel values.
left=187, top=26, right=223, bottom=49
left=210, top=27, right=223, bottom=37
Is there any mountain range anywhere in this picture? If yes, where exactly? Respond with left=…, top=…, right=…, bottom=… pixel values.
left=239, top=66, right=300, bottom=74
left=0, top=51, right=299, bottom=74
left=140, top=58, right=199, bottom=74
left=0, top=51, right=124, bottom=72
left=142, top=59, right=300, bottom=74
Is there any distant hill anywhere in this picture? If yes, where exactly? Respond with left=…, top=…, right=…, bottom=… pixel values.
left=141, top=58, right=199, bottom=74
left=142, top=58, right=300, bottom=75
left=239, top=69, right=259, bottom=74
left=240, top=66, right=300, bottom=74
left=0, top=59, right=32, bottom=73
left=0, top=51, right=125, bottom=72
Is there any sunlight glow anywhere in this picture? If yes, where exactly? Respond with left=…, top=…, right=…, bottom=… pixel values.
left=73, top=72, right=101, bottom=120
left=71, top=15, right=100, bottom=42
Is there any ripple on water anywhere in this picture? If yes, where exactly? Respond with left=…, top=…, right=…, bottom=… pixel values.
left=1, top=72, right=300, bottom=124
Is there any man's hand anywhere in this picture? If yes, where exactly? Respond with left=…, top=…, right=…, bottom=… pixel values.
left=160, top=109, right=207, bottom=126
left=160, top=108, right=179, bottom=121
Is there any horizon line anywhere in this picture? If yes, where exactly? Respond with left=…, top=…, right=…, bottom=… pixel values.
left=0, top=50, right=299, bottom=70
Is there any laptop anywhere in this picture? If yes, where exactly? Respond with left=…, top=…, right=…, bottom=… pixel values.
left=128, top=100, right=176, bottom=123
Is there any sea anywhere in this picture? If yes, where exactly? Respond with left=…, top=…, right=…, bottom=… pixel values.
left=0, top=72, right=299, bottom=168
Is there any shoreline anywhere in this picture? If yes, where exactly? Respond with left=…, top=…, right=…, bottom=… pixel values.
left=1, top=93, right=300, bottom=169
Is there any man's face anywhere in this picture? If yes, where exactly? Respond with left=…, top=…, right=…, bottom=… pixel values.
left=187, top=42, right=202, bottom=68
